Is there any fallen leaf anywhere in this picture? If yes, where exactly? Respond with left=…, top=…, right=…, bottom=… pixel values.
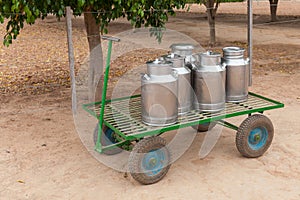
left=17, top=180, right=25, bottom=184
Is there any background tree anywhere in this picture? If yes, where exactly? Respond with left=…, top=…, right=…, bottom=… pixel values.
left=191, top=0, right=243, bottom=46
left=269, top=0, right=279, bottom=22
left=0, top=0, right=186, bottom=99
left=203, top=0, right=220, bottom=47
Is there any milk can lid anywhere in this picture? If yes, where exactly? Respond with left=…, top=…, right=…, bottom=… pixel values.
left=199, top=51, right=221, bottom=66
left=222, top=46, right=245, bottom=57
left=170, top=43, right=195, bottom=51
left=146, top=59, right=173, bottom=75
left=146, top=58, right=173, bottom=66
left=201, top=51, right=220, bottom=57
left=162, top=53, right=184, bottom=60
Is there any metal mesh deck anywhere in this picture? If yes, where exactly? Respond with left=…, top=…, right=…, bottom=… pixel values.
left=83, top=92, right=283, bottom=137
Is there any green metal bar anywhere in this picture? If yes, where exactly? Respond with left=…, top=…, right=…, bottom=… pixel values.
left=95, top=40, right=113, bottom=152
left=95, top=140, right=128, bottom=154
left=125, top=119, right=213, bottom=140
left=124, top=102, right=284, bottom=140
left=83, top=91, right=284, bottom=144
left=217, top=120, right=239, bottom=131
left=82, top=104, right=99, bottom=118
left=249, top=92, right=285, bottom=106
left=103, top=120, right=128, bottom=140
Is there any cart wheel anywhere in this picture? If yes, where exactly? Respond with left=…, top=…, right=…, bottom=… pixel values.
left=94, top=124, right=122, bottom=155
left=129, top=136, right=171, bottom=185
left=236, top=114, right=274, bottom=158
left=192, top=122, right=217, bottom=132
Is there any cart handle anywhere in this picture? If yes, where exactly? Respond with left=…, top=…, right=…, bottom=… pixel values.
left=101, top=35, right=120, bottom=42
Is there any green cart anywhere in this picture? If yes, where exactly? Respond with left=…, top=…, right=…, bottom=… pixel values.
left=83, top=35, right=284, bottom=185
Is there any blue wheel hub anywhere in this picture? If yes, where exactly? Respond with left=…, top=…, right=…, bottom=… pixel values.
left=248, top=127, right=268, bottom=150
left=142, top=149, right=166, bottom=176
left=104, top=128, right=116, bottom=144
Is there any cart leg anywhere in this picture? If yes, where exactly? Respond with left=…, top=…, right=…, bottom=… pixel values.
left=95, top=40, right=113, bottom=152
left=94, top=124, right=122, bottom=155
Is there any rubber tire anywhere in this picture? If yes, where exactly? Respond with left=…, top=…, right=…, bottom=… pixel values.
left=93, top=125, right=122, bottom=155
left=192, top=122, right=217, bottom=132
left=236, top=114, right=274, bottom=158
left=129, top=137, right=171, bottom=185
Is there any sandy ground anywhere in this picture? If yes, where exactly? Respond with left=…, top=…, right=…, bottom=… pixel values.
left=1, top=2, right=300, bottom=200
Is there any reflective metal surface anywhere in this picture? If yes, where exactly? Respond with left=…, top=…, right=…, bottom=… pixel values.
left=193, top=52, right=226, bottom=112
left=222, top=47, right=249, bottom=102
left=141, top=60, right=178, bottom=126
left=163, top=54, right=193, bottom=115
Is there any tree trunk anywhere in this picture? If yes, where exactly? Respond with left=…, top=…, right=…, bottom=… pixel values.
left=205, top=0, right=219, bottom=47
left=269, top=0, right=279, bottom=22
left=83, top=9, right=103, bottom=102
left=207, top=12, right=216, bottom=47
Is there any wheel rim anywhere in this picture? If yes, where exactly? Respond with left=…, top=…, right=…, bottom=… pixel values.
left=248, top=127, right=268, bottom=150
left=104, top=128, right=117, bottom=144
left=141, top=149, right=166, bottom=177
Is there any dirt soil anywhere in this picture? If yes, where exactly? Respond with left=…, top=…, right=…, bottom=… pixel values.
left=1, top=2, right=300, bottom=200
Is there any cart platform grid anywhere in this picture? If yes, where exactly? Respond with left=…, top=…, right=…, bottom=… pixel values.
left=83, top=92, right=284, bottom=140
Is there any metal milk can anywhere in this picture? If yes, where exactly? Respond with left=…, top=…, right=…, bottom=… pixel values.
left=170, top=43, right=197, bottom=98
left=163, top=53, right=192, bottom=115
left=141, top=59, right=178, bottom=126
left=222, top=47, right=249, bottom=102
left=193, top=51, right=226, bottom=113
left=170, top=43, right=195, bottom=64
left=170, top=43, right=196, bottom=69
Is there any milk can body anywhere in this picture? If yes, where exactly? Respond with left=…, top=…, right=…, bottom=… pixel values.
left=163, top=54, right=192, bottom=115
left=170, top=43, right=196, bottom=103
left=222, top=47, right=249, bottom=102
left=193, top=52, right=226, bottom=113
left=141, top=60, right=178, bottom=126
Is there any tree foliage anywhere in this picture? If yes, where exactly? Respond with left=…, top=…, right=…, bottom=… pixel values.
left=0, top=0, right=186, bottom=46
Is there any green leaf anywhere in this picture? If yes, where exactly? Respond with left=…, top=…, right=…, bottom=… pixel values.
left=35, top=9, right=40, bottom=16
left=24, top=6, right=32, bottom=17
left=78, top=0, right=85, bottom=7
left=58, top=9, right=63, bottom=17
left=1, top=0, right=187, bottom=46
left=4, top=34, right=12, bottom=47
left=0, top=16, right=4, bottom=23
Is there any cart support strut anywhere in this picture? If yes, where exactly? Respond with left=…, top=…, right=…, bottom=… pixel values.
left=95, top=36, right=120, bottom=152
left=248, top=0, right=253, bottom=86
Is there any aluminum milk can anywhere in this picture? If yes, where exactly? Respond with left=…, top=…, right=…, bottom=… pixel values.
left=222, top=47, right=249, bottom=102
left=141, top=59, right=178, bottom=126
left=163, top=54, right=192, bottom=115
left=193, top=51, right=226, bottom=112
left=170, top=43, right=197, bottom=95
left=170, top=43, right=195, bottom=63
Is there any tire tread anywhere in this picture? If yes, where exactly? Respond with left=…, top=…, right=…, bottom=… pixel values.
left=129, top=137, right=170, bottom=185
left=236, top=114, right=274, bottom=158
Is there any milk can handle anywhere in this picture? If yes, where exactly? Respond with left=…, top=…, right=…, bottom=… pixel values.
left=101, top=35, right=121, bottom=42
left=221, top=62, right=227, bottom=70
left=171, top=69, right=178, bottom=78
left=141, top=73, right=151, bottom=81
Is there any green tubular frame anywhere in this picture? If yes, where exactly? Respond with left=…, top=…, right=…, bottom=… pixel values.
left=84, top=36, right=285, bottom=154
left=83, top=92, right=284, bottom=153
left=95, top=38, right=116, bottom=153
